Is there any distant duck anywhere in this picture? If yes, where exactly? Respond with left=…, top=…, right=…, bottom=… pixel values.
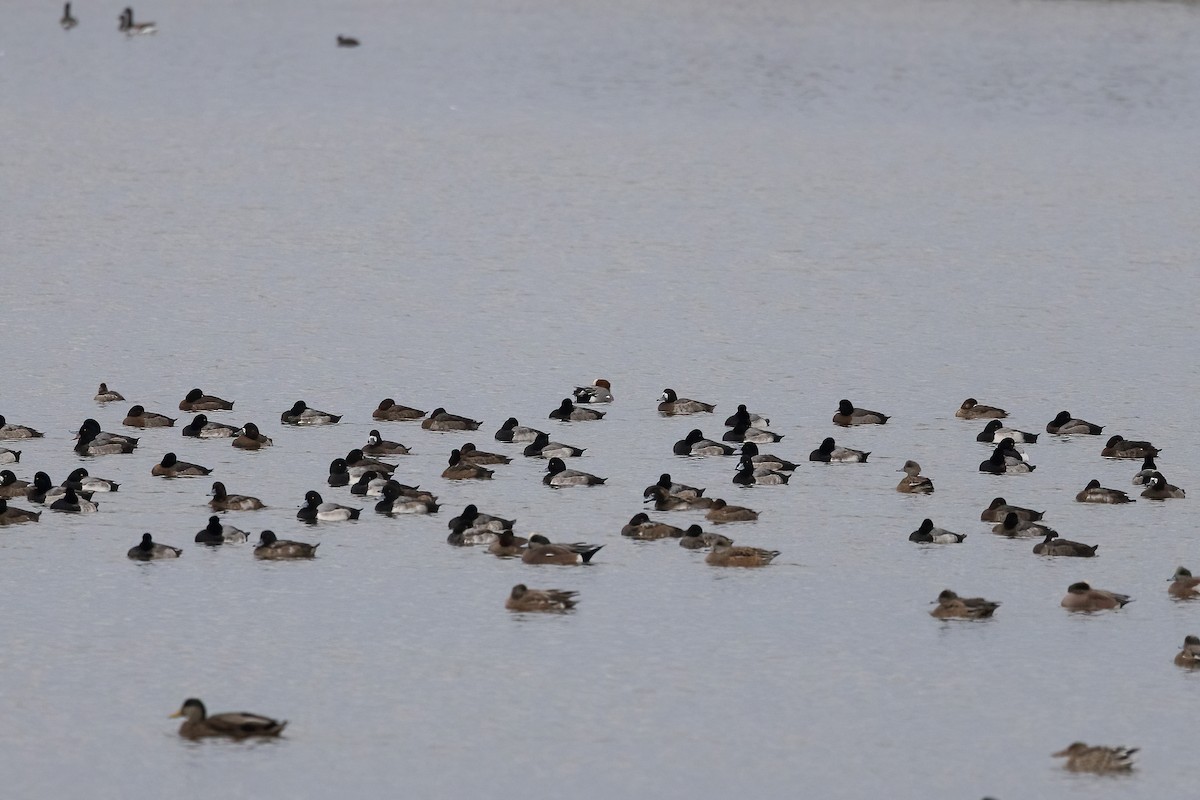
left=1052, top=742, right=1137, bottom=774
left=929, top=589, right=998, bottom=619
left=375, top=481, right=439, bottom=515
left=809, top=437, right=868, bottom=463
left=643, top=485, right=714, bottom=511
left=732, top=458, right=789, bottom=486
left=832, top=399, right=889, bottom=426
left=194, top=515, right=248, bottom=544
left=955, top=398, right=1007, bottom=420
left=506, top=584, right=577, bottom=612
left=978, top=445, right=1034, bottom=474
left=908, top=519, right=964, bottom=543
left=94, top=383, right=124, bottom=402
left=678, top=525, right=732, bottom=550
left=1168, top=567, right=1200, bottom=599
left=297, top=490, right=360, bottom=522
left=337, top=35, right=360, bottom=47
left=209, top=481, right=264, bottom=511
left=621, top=513, right=686, bottom=540
left=523, top=432, right=585, bottom=458
left=122, top=405, right=175, bottom=428
left=372, top=398, right=425, bottom=421
left=254, top=530, right=318, bottom=559
left=63, top=468, right=119, bottom=493
left=447, top=504, right=513, bottom=532
left=0, top=498, right=41, bottom=525
left=421, top=407, right=483, bottom=431
left=119, top=7, right=156, bottom=35
left=976, top=419, right=1038, bottom=444
left=705, top=543, right=780, bottom=567
left=1060, top=582, right=1131, bottom=611
left=181, top=414, right=238, bottom=438
left=548, top=398, right=604, bottom=422
left=61, top=3, right=77, bottom=30
left=0, top=470, right=30, bottom=499
left=673, top=429, right=735, bottom=456
left=979, top=497, right=1043, bottom=522
left=1032, top=531, right=1097, bottom=557
left=705, top=498, right=759, bottom=523
left=992, top=513, right=1055, bottom=538
left=722, top=423, right=783, bottom=444
left=362, top=430, right=410, bottom=456
left=495, top=417, right=545, bottom=443
left=543, top=457, right=605, bottom=487
left=457, top=442, right=511, bottom=465
left=49, top=487, right=98, bottom=513
left=0, top=447, right=20, bottom=465
left=724, top=404, right=770, bottom=429
left=446, top=517, right=502, bottom=547
left=657, top=389, right=715, bottom=415
left=1075, top=479, right=1134, bottom=504
left=896, top=461, right=934, bottom=493
left=441, top=450, right=494, bottom=480
left=521, top=534, right=603, bottom=565
left=1175, top=635, right=1200, bottom=667
left=738, top=442, right=798, bottom=472
left=1131, top=455, right=1158, bottom=485
left=151, top=452, right=211, bottom=478
left=127, top=533, right=180, bottom=560
left=1045, top=411, right=1103, bottom=435
left=178, top=388, right=234, bottom=412
left=0, top=416, right=43, bottom=439
left=643, top=473, right=704, bottom=500
left=1140, top=471, right=1185, bottom=500
left=281, top=401, right=341, bottom=425
left=231, top=423, right=272, bottom=450
left=1101, top=435, right=1159, bottom=459
left=572, top=378, right=613, bottom=404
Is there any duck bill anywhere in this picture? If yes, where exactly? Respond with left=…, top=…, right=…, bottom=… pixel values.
left=1050, top=748, right=1070, bottom=757
left=169, top=709, right=184, bottom=718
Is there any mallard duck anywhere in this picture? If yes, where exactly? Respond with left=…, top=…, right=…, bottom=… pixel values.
left=1060, top=582, right=1131, bottom=611
left=832, top=399, right=889, bottom=426
left=372, top=398, right=425, bottom=421
left=705, top=543, right=780, bottom=567
left=955, top=398, right=1007, bottom=419
left=170, top=698, right=286, bottom=739
left=280, top=401, right=341, bottom=425
left=929, top=589, right=998, bottom=619
left=1052, top=742, right=1136, bottom=773
left=127, top=533, right=181, bottom=560
left=657, top=389, right=715, bottom=415
left=506, top=584, right=578, bottom=611
left=254, top=530, right=318, bottom=559
left=896, top=461, right=934, bottom=493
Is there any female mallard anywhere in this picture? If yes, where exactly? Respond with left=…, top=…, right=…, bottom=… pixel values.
left=170, top=698, right=286, bottom=739
left=1052, top=742, right=1136, bottom=773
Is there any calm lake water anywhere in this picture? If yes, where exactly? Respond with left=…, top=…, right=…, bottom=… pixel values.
left=2, top=0, right=1199, bottom=797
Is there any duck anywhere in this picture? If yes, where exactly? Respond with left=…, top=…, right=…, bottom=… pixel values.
left=442, top=450, right=494, bottom=480
left=980, top=497, right=1043, bottom=522
left=362, top=430, right=410, bottom=456
left=446, top=517, right=503, bottom=546
left=621, top=513, right=686, bottom=540
left=1033, top=531, right=1098, bottom=557
left=976, top=419, right=1039, bottom=443
left=678, top=525, right=732, bottom=549
left=194, top=516, right=248, bottom=544
left=76, top=419, right=138, bottom=455
left=171, top=698, right=286, bottom=739
left=705, top=543, right=780, bottom=567
left=1060, top=582, right=1131, bottom=611
left=809, top=437, right=869, bottom=463
left=62, top=468, right=119, bottom=493
left=151, top=453, right=211, bottom=477
left=506, top=584, right=578, bottom=611
left=1075, top=479, right=1134, bottom=504
left=673, top=429, right=735, bottom=456
left=955, top=398, right=1007, bottom=419
left=723, top=404, right=770, bottom=428
left=522, top=432, right=585, bottom=458
left=643, top=485, right=715, bottom=511
left=231, top=423, right=273, bottom=450
left=1140, top=472, right=1185, bottom=500
left=178, top=388, right=234, bottom=412
left=181, top=414, right=239, bottom=438
left=343, top=449, right=395, bottom=479
left=1052, top=742, right=1137, bottom=773
left=121, top=405, right=175, bottom=428
left=521, top=534, right=603, bottom=565
left=254, top=530, right=318, bottom=559
left=992, top=513, right=1056, bottom=538
left=738, top=442, right=798, bottom=471
left=93, top=383, right=124, bottom=402
left=643, top=473, right=704, bottom=500
left=421, top=408, right=483, bottom=431
left=908, top=519, right=964, bottom=543
left=495, top=417, right=546, bottom=443
left=209, top=482, right=264, bottom=511
left=119, top=7, right=156, bottom=35
left=978, top=448, right=1034, bottom=474
left=1101, top=434, right=1160, bottom=459
left=572, top=378, right=613, bottom=404
left=297, top=490, right=360, bottom=522
left=336, top=35, right=359, bottom=47
left=27, top=472, right=93, bottom=505
left=49, top=487, right=98, bottom=513
left=732, top=459, right=789, bottom=486
left=0, top=499, right=41, bottom=525
left=0, top=470, right=30, bottom=498
left=548, top=398, right=604, bottom=422
left=832, top=399, right=889, bottom=426
left=372, top=398, right=426, bottom=421
left=543, top=457, right=605, bottom=487
left=280, top=401, right=341, bottom=425
left=457, top=442, right=511, bottom=465
left=1168, top=566, right=1200, bottom=599
left=705, top=498, right=759, bottom=523
left=350, top=471, right=390, bottom=496
left=896, top=461, right=934, bottom=493
left=657, top=389, right=715, bottom=415
left=1131, top=455, right=1158, bottom=485
left=60, top=3, right=77, bottom=31
left=487, top=530, right=529, bottom=557
left=127, top=533, right=181, bottom=559
left=1175, top=635, right=1200, bottom=667
left=327, top=458, right=350, bottom=487
left=374, top=481, right=439, bottom=515
left=1045, top=411, right=1103, bottom=435
left=929, top=589, right=998, bottom=619
left=0, top=416, right=43, bottom=439
left=447, top=504, right=513, bottom=532
left=722, top=423, right=784, bottom=444
left=0, top=447, right=19, bottom=465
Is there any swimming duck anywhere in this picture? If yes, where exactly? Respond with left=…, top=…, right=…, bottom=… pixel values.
left=442, top=450, right=494, bottom=480
left=374, top=481, right=439, bottom=515
left=832, top=399, right=889, bottom=426
left=119, top=7, right=156, bottom=35
left=705, top=498, right=759, bottom=523
left=178, top=388, right=234, bottom=412
left=732, top=459, right=790, bottom=486
left=979, top=497, right=1043, bottom=522
left=1101, top=435, right=1160, bottom=459
left=122, top=405, right=175, bottom=428
left=1052, top=743, right=1137, bottom=774
left=976, top=419, right=1039, bottom=443
left=27, top=472, right=93, bottom=505
left=992, top=513, right=1055, bottom=538
left=447, top=504, right=514, bottom=532
left=151, top=453, right=211, bottom=477
left=543, top=457, right=605, bottom=487
left=0, top=470, right=30, bottom=498
left=0, top=498, right=40, bottom=525
left=978, top=447, right=1034, bottom=474
left=209, top=481, right=264, bottom=511
left=643, top=473, right=705, bottom=500
left=362, top=430, right=410, bottom=456
left=350, top=471, right=390, bottom=496
left=1131, top=455, right=1158, bottom=485
left=723, top=404, right=770, bottom=428
left=94, top=383, right=124, bottom=402
left=75, top=419, right=138, bottom=455
left=722, top=423, right=784, bottom=444
left=446, top=517, right=503, bottom=546
left=457, top=443, right=511, bottom=465
left=127, top=533, right=180, bottom=559
left=0, top=416, right=43, bottom=439
left=506, top=584, right=578, bottom=611
left=336, top=35, right=359, bottom=47
left=809, top=437, right=869, bottom=463
left=231, top=423, right=273, bottom=450
left=297, top=490, right=360, bottom=522
left=573, top=378, right=613, bottom=404
left=487, top=530, right=529, bottom=557
left=0, top=448, right=19, bottom=464
left=678, top=525, right=732, bottom=549
left=1033, top=531, right=1097, bottom=557
left=1075, top=479, right=1134, bottom=504
left=1060, top=582, right=1131, bottom=611
left=521, top=535, right=604, bottom=565
left=280, top=401, right=341, bottom=425
left=673, top=429, right=735, bottom=456
left=1175, top=635, right=1200, bottom=667
left=896, top=461, right=934, bottom=493
left=642, top=485, right=715, bottom=511
left=522, top=432, right=585, bottom=458
left=908, top=519, right=964, bottom=543
left=327, top=458, right=350, bottom=487
left=63, top=468, right=119, bottom=493
left=955, top=398, right=1007, bottom=420
left=1168, top=567, right=1200, bottom=599
left=372, top=398, right=426, bottom=421
left=705, top=543, right=780, bottom=567
left=929, top=589, right=998, bottom=619
left=254, top=530, right=318, bottom=559
left=495, top=417, right=546, bottom=443
left=421, top=408, right=483, bottom=431
left=171, top=698, right=286, bottom=739
left=1045, top=411, right=1103, bottom=435
left=621, top=513, right=686, bottom=540
left=61, top=3, right=77, bottom=31
left=181, top=414, right=239, bottom=438
left=343, top=449, right=395, bottom=479
left=49, top=487, right=98, bottom=513
left=1140, top=472, right=1185, bottom=499
left=657, top=389, right=715, bottom=415
left=548, top=398, right=604, bottom=422
left=738, top=442, right=798, bottom=471
left=194, top=516, right=249, bottom=544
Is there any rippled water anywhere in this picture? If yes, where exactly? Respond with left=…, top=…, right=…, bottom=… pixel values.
left=2, top=0, right=1199, bottom=797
